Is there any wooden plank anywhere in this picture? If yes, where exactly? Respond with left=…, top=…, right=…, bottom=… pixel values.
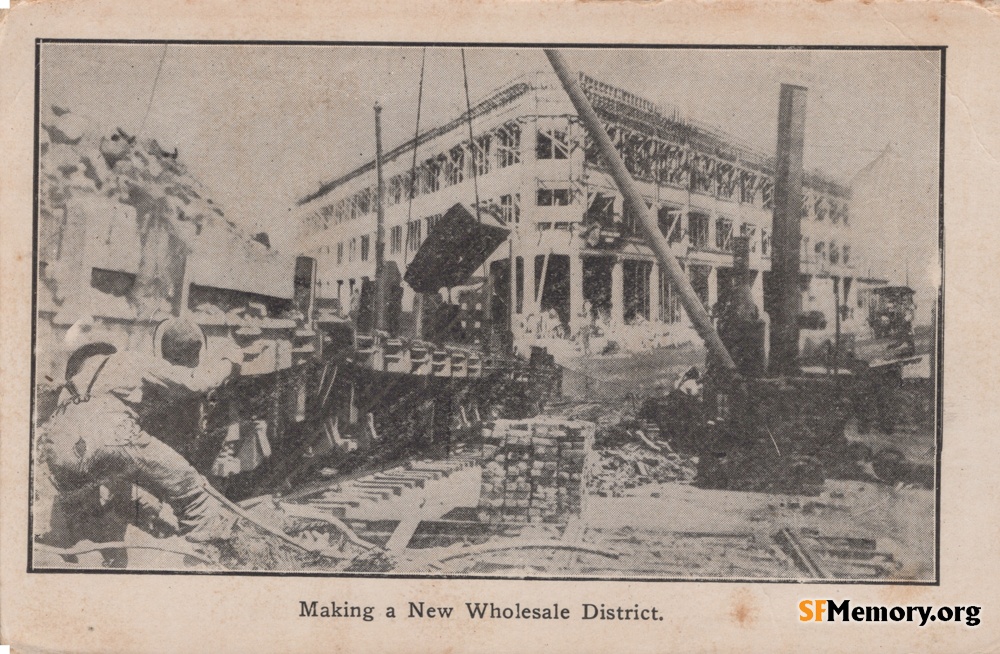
left=386, top=514, right=423, bottom=553
left=289, top=502, right=348, bottom=518
left=373, top=474, right=424, bottom=488
left=340, top=487, right=392, bottom=501
left=352, top=481, right=404, bottom=495
left=774, top=528, right=828, bottom=579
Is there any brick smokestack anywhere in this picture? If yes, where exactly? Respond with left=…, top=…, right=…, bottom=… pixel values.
left=769, top=84, right=808, bottom=375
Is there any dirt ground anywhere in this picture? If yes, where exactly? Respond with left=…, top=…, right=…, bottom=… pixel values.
left=580, top=478, right=934, bottom=580
left=534, top=385, right=937, bottom=581
left=383, top=421, right=935, bottom=579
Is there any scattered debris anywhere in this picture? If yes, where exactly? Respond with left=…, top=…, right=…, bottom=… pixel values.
left=589, top=443, right=697, bottom=497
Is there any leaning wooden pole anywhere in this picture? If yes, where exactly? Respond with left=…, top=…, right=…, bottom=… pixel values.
left=543, top=49, right=737, bottom=371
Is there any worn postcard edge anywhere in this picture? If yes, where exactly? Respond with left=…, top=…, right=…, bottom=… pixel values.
left=1, top=1, right=999, bottom=653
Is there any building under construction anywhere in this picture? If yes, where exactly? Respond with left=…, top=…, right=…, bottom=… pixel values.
left=297, top=71, right=861, bottom=359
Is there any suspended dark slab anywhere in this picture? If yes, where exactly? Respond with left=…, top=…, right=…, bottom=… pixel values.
left=404, top=203, right=510, bottom=293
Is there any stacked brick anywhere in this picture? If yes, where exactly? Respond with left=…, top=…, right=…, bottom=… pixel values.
left=477, top=418, right=594, bottom=524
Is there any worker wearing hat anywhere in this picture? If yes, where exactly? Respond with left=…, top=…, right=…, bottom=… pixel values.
left=675, top=365, right=702, bottom=397
left=36, top=317, right=245, bottom=554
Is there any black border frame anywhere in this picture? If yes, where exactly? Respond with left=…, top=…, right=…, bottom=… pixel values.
left=28, top=40, right=947, bottom=585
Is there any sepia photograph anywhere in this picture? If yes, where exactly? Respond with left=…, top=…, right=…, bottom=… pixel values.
left=30, top=42, right=942, bottom=581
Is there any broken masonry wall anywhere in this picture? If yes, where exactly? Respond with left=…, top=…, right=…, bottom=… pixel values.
left=36, top=105, right=288, bottom=392
left=39, top=107, right=199, bottom=315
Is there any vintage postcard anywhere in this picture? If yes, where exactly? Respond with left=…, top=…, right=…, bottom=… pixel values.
left=1, top=1, right=998, bottom=653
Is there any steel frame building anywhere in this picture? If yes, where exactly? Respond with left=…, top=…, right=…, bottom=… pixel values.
left=296, top=72, right=858, bottom=351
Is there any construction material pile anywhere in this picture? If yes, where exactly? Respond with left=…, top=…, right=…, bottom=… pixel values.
left=589, top=443, right=698, bottom=497
left=477, top=418, right=594, bottom=524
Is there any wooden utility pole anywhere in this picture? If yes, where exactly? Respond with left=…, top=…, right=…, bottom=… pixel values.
left=374, top=102, right=387, bottom=333
left=833, top=276, right=841, bottom=374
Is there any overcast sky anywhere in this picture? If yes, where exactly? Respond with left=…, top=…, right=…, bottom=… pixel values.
left=40, top=44, right=941, bottom=302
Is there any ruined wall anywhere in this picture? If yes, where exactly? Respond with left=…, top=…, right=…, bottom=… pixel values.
left=36, top=105, right=291, bottom=385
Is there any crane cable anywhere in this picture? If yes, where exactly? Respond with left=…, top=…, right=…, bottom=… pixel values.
left=404, top=47, right=427, bottom=267
left=460, top=49, right=482, bottom=223
left=138, top=44, right=169, bottom=136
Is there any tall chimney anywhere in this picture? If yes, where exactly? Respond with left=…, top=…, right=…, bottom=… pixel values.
left=769, top=84, right=808, bottom=375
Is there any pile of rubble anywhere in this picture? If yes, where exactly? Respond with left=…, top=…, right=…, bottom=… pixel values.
left=477, top=418, right=594, bottom=524
left=589, top=442, right=698, bottom=498
left=38, top=105, right=284, bottom=317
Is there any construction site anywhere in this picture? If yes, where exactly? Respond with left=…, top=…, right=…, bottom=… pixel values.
left=31, top=45, right=939, bottom=581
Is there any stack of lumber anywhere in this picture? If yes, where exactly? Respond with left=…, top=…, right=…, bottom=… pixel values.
left=477, top=418, right=594, bottom=524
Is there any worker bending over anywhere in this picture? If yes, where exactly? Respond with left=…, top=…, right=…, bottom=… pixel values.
left=36, top=318, right=244, bottom=551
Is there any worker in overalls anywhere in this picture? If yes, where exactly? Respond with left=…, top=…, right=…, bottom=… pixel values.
left=35, top=318, right=243, bottom=553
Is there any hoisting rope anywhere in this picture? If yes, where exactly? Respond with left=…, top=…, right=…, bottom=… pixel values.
left=460, top=49, right=482, bottom=223
left=404, top=47, right=427, bottom=267
left=138, top=43, right=169, bottom=135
